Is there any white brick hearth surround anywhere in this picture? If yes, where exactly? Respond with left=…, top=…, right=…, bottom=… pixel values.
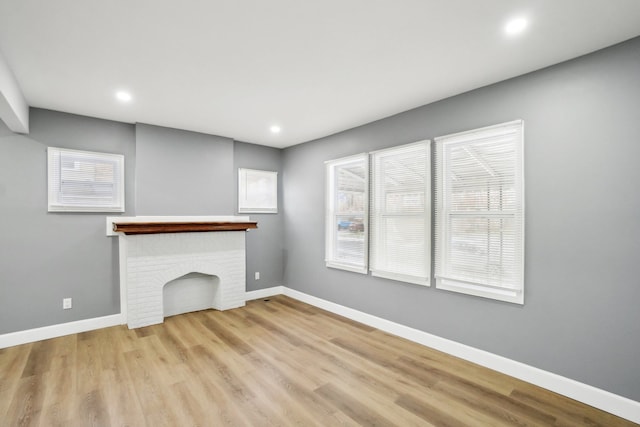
left=108, top=216, right=249, bottom=329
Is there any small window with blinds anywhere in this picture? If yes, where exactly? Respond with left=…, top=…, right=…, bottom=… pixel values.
left=435, top=120, right=524, bottom=304
left=325, top=154, right=368, bottom=274
left=370, top=141, right=431, bottom=286
left=47, top=147, right=125, bottom=212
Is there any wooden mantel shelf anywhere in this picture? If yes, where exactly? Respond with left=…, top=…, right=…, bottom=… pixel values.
left=113, top=221, right=258, bottom=235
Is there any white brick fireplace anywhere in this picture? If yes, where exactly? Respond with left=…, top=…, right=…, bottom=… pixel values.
left=107, top=216, right=256, bottom=329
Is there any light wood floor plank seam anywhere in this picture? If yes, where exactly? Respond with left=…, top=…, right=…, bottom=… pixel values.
left=0, top=295, right=636, bottom=426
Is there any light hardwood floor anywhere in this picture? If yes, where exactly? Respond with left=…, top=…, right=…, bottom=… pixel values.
left=0, top=295, right=636, bottom=426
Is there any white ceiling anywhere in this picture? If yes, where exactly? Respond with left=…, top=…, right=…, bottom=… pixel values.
left=1, top=0, right=640, bottom=148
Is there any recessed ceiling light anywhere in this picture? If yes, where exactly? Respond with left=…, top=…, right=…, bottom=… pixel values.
left=270, top=125, right=281, bottom=134
left=115, top=90, right=132, bottom=102
left=505, top=17, right=528, bottom=35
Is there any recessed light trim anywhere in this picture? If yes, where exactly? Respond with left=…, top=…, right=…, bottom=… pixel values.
left=505, top=17, right=528, bottom=35
left=115, top=90, right=132, bottom=102
left=270, top=125, right=281, bottom=134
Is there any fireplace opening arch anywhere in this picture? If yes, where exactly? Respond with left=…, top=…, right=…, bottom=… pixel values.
left=163, top=271, right=221, bottom=319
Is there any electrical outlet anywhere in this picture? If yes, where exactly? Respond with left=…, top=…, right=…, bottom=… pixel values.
left=255, top=272, right=260, bottom=280
left=63, top=298, right=72, bottom=310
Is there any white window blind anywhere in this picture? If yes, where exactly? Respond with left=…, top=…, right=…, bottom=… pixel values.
left=435, top=120, right=524, bottom=304
left=238, top=168, right=278, bottom=213
left=325, top=154, right=368, bottom=274
left=48, top=147, right=125, bottom=212
left=370, top=141, right=431, bottom=285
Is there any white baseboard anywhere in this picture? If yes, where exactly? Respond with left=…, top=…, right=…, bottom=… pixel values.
left=281, top=287, right=640, bottom=424
left=2, top=288, right=637, bottom=423
left=0, top=314, right=124, bottom=349
left=245, top=286, right=284, bottom=301
left=1, top=285, right=287, bottom=349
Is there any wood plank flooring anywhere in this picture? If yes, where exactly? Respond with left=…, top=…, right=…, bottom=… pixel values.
left=0, top=295, right=636, bottom=426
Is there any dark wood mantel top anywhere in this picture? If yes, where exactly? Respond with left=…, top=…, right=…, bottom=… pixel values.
left=112, top=221, right=258, bottom=235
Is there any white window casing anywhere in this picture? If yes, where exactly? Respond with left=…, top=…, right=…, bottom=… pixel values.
left=48, top=147, right=125, bottom=212
left=325, top=153, right=369, bottom=274
left=435, top=120, right=524, bottom=304
left=370, top=140, right=431, bottom=286
left=238, top=168, right=278, bottom=213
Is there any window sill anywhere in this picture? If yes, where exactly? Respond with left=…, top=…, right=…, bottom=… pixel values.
left=436, top=277, right=523, bottom=304
left=326, top=261, right=367, bottom=275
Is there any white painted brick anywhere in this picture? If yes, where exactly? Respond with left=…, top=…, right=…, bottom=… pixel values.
left=120, top=231, right=247, bottom=329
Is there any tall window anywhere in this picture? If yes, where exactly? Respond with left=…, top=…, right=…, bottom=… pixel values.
left=48, top=147, right=125, bottom=212
left=370, top=141, right=430, bottom=285
left=435, top=120, right=524, bottom=304
left=325, top=154, right=368, bottom=273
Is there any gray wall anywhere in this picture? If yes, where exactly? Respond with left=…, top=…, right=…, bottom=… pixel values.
left=282, top=37, right=640, bottom=401
left=0, top=113, right=282, bottom=334
left=135, top=123, right=234, bottom=215
left=0, top=109, right=135, bottom=333
left=135, top=126, right=283, bottom=291
left=234, top=141, right=285, bottom=291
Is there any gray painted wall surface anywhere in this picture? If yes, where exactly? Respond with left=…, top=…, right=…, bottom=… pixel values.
left=0, top=109, right=135, bottom=333
left=0, top=114, right=284, bottom=334
left=135, top=125, right=280, bottom=295
left=135, top=123, right=234, bottom=215
left=282, top=37, right=640, bottom=401
left=234, top=141, right=284, bottom=291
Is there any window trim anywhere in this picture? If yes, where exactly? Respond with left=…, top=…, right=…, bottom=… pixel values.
left=369, top=140, right=431, bottom=286
left=325, top=153, right=369, bottom=274
left=434, top=120, right=524, bottom=304
left=238, top=168, right=278, bottom=214
left=47, top=147, right=125, bottom=213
